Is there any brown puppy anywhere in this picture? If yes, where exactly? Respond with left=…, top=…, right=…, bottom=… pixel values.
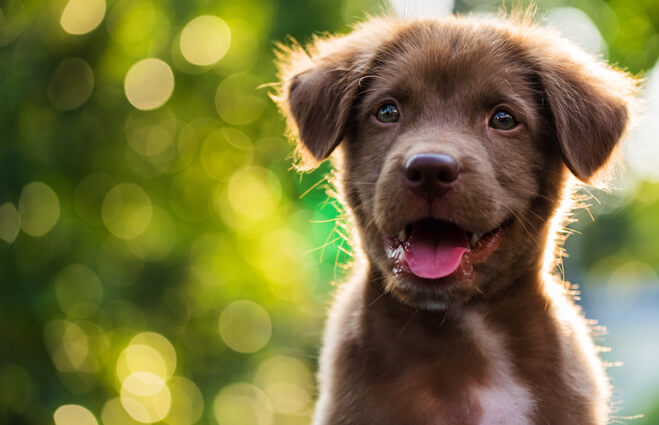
left=275, top=14, right=637, bottom=425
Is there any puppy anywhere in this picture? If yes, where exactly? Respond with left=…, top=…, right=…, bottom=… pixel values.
left=275, top=14, right=637, bottom=425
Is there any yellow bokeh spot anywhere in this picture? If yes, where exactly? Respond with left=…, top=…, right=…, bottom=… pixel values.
left=120, top=372, right=171, bottom=423
left=54, top=404, right=98, bottom=425
left=0, top=202, right=20, bottom=243
left=164, top=376, right=204, bottom=425
left=219, top=300, right=271, bottom=353
left=126, top=207, right=176, bottom=262
left=124, top=108, right=177, bottom=158
left=214, top=73, right=266, bottom=125
left=48, top=58, right=95, bottom=111
left=106, top=0, right=166, bottom=49
left=54, top=264, right=103, bottom=319
left=117, top=344, right=168, bottom=383
left=255, top=356, right=312, bottom=414
left=180, top=15, right=231, bottom=66
left=45, top=320, right=90, bottom=372
left=18, top=181, right=60, bottom=237
left=257, top=228, right=314, bottom=300
left=102, top=183, right=152, bottom=239
left=226, top=166, right=281, bottom=222
left=74, top=173, right=115, bottom=226
left=213, top=383, right=272, bottom=425
left=60, top=0, right=106, bottom=35
left=117, top=332, right=176, bottom=382
left=200, top=128, right=253, bottom=181
left=125, top=58, right=174, bottom=111
left=101, top=398, right=141, bottom=425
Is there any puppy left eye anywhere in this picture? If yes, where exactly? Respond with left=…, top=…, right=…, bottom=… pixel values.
left=376, top=104, right=400, bottom=123
left=489, top=110, right=517, bottom=130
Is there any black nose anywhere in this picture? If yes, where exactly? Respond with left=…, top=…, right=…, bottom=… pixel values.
left=403, top=153, right=460, bottom=198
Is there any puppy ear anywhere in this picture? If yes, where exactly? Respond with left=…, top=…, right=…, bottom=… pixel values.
left=285, top=63, right=357, bottom=164
left=274, top=19, right=395, bottom=169
left=534, top=42, right=637, bottom=183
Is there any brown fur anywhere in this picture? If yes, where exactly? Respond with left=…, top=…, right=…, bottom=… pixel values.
left=274, top=14, right=637, bottom=425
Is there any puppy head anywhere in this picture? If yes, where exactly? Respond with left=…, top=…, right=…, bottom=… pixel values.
left=275, top=16, right=636, bottom=309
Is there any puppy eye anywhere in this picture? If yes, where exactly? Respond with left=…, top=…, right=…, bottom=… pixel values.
left=376, top=104, right=400, bottom=123
left=489, top=110, right=517, bottom=130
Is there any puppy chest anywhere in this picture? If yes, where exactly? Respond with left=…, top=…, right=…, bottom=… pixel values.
left=372, top=362, right=535, bottom=425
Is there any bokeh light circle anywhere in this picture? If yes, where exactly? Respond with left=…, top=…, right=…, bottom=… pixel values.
left=74, top=173, right=115, bottom=226
left=60, top=0, right=106, bottom=35
left=0, top=202, right=20, bottom=243
left=101, top=398, right=141, bottom=425
left=116, top=332, right=177, bottom=383
left=18, top=182, right=60, bottom=237
left=54, top=264, right=103, bottom=319
left=120, top=372, right=171, bottom=423
left=53, top=404, right=98, bottom=425
left=213, top=383, right=272, bottom=425
left=48, top=58, right=95, bottom=110
left=117, top=344, right=168, bottom=383
left=180, top=15, right=231, bottom=66
left=126, top=207, right=176, bottom=261
left=124, top=58, right=175, bottom=110
left=255, top=356, right=313, bottom=414
left=226, top=166, right=281, bottom=222
left=163, top=376, right=204, bottom=425
left=44, top=320, right=90, bottom=373
left=214, top=73, right=266, bottom=125
left=218, top=300, right=271, bottom=353
left=101, top=183, right=153, bottom=239
left=200, top=128, right=253, bottom=180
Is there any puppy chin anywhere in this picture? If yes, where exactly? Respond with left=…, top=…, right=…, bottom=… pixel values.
left=377, top=263, right=482, bottom=310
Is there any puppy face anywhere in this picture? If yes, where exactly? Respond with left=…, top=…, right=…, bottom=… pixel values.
left=276, top=17, right=634, bottom=309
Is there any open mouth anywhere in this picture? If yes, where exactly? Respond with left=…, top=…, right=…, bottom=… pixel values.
left=382, top=218, right=507, bottom=281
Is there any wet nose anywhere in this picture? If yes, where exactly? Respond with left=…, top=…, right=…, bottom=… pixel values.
left=403, top=153, right=460, bottom=198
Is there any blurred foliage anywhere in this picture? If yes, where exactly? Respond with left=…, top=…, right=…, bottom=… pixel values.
left=0, top=0, right=658, bottom=424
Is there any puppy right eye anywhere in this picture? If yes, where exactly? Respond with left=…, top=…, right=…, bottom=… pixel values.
left=489, top=110, right=517, bottom=130
left=376, top=104, right=400, bottom=123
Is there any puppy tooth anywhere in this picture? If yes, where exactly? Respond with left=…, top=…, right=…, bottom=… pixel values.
left=470, top=234, right=480, bottom=245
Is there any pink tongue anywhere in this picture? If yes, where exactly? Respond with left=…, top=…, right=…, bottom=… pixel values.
left=404, top=220, right=469, bottom=279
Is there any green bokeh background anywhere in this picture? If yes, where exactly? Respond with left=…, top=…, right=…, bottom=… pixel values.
left=1, top=0, right=659, bottom=424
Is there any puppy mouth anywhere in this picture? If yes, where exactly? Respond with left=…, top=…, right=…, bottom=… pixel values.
left=382, top=217, right=508, bottom=281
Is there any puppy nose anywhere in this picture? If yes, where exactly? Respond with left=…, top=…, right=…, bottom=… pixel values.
left=404, top=153, right=460, bottom=198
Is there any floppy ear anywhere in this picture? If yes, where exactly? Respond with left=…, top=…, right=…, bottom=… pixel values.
left=534, top=43, right=637, bottom=183
left=273, top=19, right=395, bottom=169
left=285, top=62, right=359, bottom=163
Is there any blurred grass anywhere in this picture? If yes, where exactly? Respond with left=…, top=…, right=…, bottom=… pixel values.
left=1, top=0, right=658, bottom=424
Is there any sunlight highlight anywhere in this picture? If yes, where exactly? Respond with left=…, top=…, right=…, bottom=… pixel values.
left=164, top=376, right=204, bottom=425
left=102, top=183, right=153, bottom=239
left=180, top=15, right=231, bottom=66
left=60, top=0, right=106, bottom=35
left=48, top=58, right=95, bottom=111
left=255, top=356, right=313, bottom=414
left=213, top=383, right=272, bottom=425
left=124, top=58, right=175, bottom=110
left=18, top=182, right=60, bottom=237
left=219, top=300, right=272, bottom=353
left=54, top=404, right=98, bottom=425
left=54, top=264, right=103, bottom=319
left=120, top=372, right=171, bottom=423
left=0, top=202, right=20, bottom=243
